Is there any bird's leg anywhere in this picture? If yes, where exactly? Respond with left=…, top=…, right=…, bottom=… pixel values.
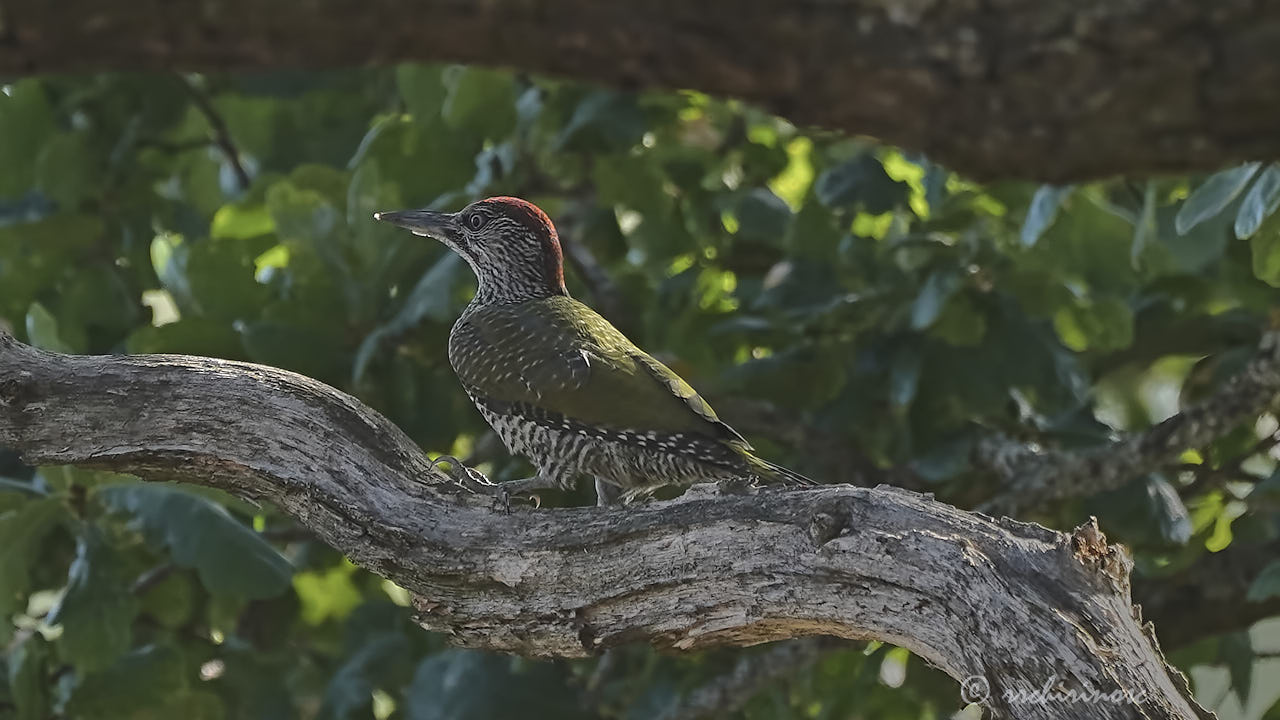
left=427, top=455, right=495, bottom=495
left=620, top=485, right=660, bottom=505
left=594, top=478, right=623, bottom=507
left=715, top=475, right=757, bottom=495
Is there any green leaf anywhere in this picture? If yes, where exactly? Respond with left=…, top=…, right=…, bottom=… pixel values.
left=592, top=153, right=668, bottom=216
left=720, top=345, right=846, bottom=411
left=1247, top=560, right=1280, bottom=601
left=0, top=498, right=68, bottom=624
left=1020, top=185, right=1072, bottom=247
left=267, top=181, right=340, bottom=245
left=36, top=131, right=100, bottom=208
left=1131, top=180, right=1157, bottom=268
left=910, top=270, right=960, bottom=330
left=294, top=562, right=364, bottom=625
left=1234, top=164, right=1280, bottom=239
left=554, top=91, right=647, bottom=152
left=929, top=292, right=987, bottom=346
left=64, top=644, right=188, bottom=719
left=136, top=569, right=195, bottom=629
left=1219, top=631, right=1254, bottom=706
left=405, top=650, right=589, bottom=720
left=239, top=319, right=350, bottom=382
left=97, top=484, right=292, bottom=599
left=396, top=64, right=447, bottom=122
left=184, top=237, right=273, bottom=322
left=442, top=66, right=516, bottom=140
left=1052, top=296, right=1133, bottom=353
left=888, top=344, right=923, bottom=412
left=211, top=203, right=276, bottom=240
left=733, top=188, right=792, bottom=245
left=1145, top=475, right=1192, bottom=545
left=1175, top=163, right=1260, bottom=234
left=150, top=232, right=198, bottom=314
left=126, top=319, right=243, bottom=358
left=814, top=154, right=908, bottom=213
left=24, top=301, right=73, bottom=353
left=319, top=632, right=411, bottom=720
left=48, top=527, right=138, bottom=672
left=1250, top=226, right=1280, bottom=288
left=7, top=633, right=48, bottom=720
left=0, top=80, right=54, bottom=198
left=353, top=252, right=464, bottom=382
left=347, top=158, right=404, bottom=273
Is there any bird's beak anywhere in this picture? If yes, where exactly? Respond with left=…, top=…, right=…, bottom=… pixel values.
left=372, top=209, right=457, bottom=241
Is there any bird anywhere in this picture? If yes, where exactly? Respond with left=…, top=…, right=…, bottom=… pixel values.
left=374, top=196, right=813, bottom=505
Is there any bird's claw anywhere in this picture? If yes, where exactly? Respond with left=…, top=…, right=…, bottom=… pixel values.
left=491, top=487, right=541, bottom=514
left=429, top=455, right=495, bottom=495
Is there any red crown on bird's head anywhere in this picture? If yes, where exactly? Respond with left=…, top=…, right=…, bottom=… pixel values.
left=476, top=196, right=566, bottom=294
left=479, top=196, right=558, bottom=240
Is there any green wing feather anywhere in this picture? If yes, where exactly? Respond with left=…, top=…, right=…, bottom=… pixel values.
left=450, top=296, right=742, bottom=442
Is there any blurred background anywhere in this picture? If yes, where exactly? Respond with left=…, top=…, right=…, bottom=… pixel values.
left=2, top=65, right=1280, bottom=719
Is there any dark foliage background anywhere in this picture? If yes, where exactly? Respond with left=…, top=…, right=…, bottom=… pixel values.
left=2, top=66, right=1280, bottom=719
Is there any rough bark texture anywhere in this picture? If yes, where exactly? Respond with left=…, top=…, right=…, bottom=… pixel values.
left=0, top=332, right=1213, bottom=719
left=2, top=1, right=1279, bottom=182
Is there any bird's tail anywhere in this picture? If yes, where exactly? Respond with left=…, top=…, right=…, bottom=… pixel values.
left=746, top=454, right=818, bottom=486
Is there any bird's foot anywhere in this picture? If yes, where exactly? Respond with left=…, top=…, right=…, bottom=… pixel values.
left=489, top=476, right=560, bottom=513
left=715, top=476, right=758, bottom=496
left=428, top=455, right=495, bottom=496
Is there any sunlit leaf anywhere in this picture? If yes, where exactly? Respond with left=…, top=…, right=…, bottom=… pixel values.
left=1020, top=185, right=1072, bottom=247
left=910, top=270, right=961, bottom=330
left=24, top=301, right=72, bottom=353
left=1175, top=163, right=1260, bottom=234
left=1234, top=164, right=1280, bottom=239
left=1250, top=225, right=1280, bottom=288
left=211, top=203, right=275, bottom=240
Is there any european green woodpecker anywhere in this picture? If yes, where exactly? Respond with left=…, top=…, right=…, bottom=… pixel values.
left=374, top=197, right=812, bottom=504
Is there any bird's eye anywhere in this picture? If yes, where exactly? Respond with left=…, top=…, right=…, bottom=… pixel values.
left=466, top=213, right=486, bottom=231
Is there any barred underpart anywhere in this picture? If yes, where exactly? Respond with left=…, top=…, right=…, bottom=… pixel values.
left=473, top=395, right=749, bottom=490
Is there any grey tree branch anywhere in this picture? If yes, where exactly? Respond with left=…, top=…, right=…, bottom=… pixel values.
left=0, top=332, right=1212, bottom=720
left=979, top=331, right=1280, bottom=515
left=2, top=1, right=1279, bottom=182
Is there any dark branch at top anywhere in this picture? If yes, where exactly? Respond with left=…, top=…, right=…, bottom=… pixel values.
left=2, top=0, right=1279, bottom=181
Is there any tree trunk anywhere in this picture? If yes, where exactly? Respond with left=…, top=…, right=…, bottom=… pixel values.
left=0, top=331, right=1214, bottom=719
left=2, top=0, right=1277, bottom=182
